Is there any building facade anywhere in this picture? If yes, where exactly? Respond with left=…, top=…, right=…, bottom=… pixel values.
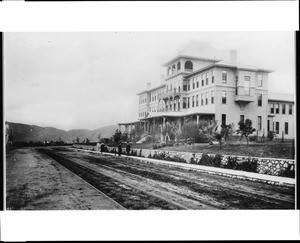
left=122, top=51, right=295, bottom=141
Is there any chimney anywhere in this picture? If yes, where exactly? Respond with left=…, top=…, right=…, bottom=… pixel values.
left=230, top=49, right=237, bottom=64
left=146, top=82, right=152, bottom=90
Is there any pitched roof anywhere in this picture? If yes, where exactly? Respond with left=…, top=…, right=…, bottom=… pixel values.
left=268, top=93, right=295, bottom=102
left=163, top=55, right=221, bottom=67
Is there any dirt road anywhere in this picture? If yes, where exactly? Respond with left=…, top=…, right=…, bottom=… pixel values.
left=6, top=148, right=124, bottom=210
left=6, top=147, right=295, bottom=210
left=40, top=147, right=295, bottom=210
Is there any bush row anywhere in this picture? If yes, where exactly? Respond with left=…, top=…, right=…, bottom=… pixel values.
left=75, top=146, right=294, bottom=178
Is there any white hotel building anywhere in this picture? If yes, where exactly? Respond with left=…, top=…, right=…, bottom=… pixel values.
left=120, top=50, right=295, bottom=140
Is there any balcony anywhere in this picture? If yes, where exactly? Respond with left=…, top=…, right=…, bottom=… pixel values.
left=234, top=87, right=255, bottom=103
left=159, top=89, right=186, bottom=100
left=234, top=95, right=255, bottom=103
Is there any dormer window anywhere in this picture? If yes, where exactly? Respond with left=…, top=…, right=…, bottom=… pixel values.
left=172, top=64, right=176, bottom=74
left=177, top=61, right=181, bottom=70
left=168, top=67, right=171, bottom=75
left=184, top=60, right=193, bottom=71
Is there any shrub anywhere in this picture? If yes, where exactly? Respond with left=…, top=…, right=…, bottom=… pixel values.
left=199, top=153, right=214, bottom=166
left=235, top=158, right=258, bottom=172
left=160, top=141, right=166, bottom=147
left=267, top=131, right=275, bottom=141
left=224, top=156, right=238, bottom=169
left=130, top=149, right=138, bottom=156
left=279, top=164, right=295, bottom=178
left=212, top=154, right=222, bottom=167
left=196, top=132, right=210, bottom=143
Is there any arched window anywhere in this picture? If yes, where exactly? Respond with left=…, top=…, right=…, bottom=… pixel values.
left=177, top=61, right=181, bottom=70
left=172, top=64, right=176, bottom=74
left=168, top=67, right=171, bottom=75
left=184, top=60, right=193, bottom=71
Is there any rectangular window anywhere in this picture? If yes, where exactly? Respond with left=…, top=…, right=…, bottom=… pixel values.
left=267, top=120, right=270, bottom=131
left=196, top=95, right=199, bottom=107
left=244, top=78, right=250, bottom=95
left=187, top=97, right=190, bottom=109
left=197, top=76, right=199, bottom=88
left=244, top=76, right=251, bottom=81
left=275, top=122, right=279, bottom=134
left=206, top=72, right=209, bottom=85
left=240, top=115, right=245, bottom=123
left=192, top=96, right=195, bottom=107
left=235, top=76, right=238, bottom=95
left=289, top=104, right=292, bottom=114
left=211, top=91, right=214, bottom=104
left=212, top=70, right=215, bottom=83
left=257, top=116, right=262, bottom=131
left=183, top=97, right=187, bottom=109
left=222, top=71, right=227, bottom=82
left=205, top=92, right=208, bottom=105
left=270, top=103, right=274, bottom=113
left=282, top=104, right=286, bottom=114
left=276, top=103, right=279, bottom=114
left=187, top=80, right=190, bottom=91
left=258, top=74, right=263, bottom=87
left=183, top=85, right=187, bottom=91
left=222, top=91, right=226, bottom=104
left=193, top=78, right=195, bottom=89
left=201, top=93, right=204, bottom=106
left=285, top=122, right=288, bottom=134
left=222, top=114, right=226, bottom=126
left=258, top=94, right=262, bottom=107
left=202, top=74, right=204, bottom=86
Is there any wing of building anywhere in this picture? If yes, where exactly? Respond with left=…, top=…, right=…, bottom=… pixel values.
left=120, top=50, right=295, bottom=141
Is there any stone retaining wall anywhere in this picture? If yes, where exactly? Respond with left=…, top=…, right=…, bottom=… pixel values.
left=71, top=144, right=295, bottom=177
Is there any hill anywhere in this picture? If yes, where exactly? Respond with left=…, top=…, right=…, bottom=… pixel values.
left=5, top=122, right=118, bottom=143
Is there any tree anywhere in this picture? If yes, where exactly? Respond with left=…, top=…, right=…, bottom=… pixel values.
left=86, top=138, right=90, bottom=144
left=213, top=124, right=233, bottom=148
left=97, top=133, right=101, bottom=142
left=76, top=137, right=80, bottom=144
left=112, top=129, right=122, bottom=144
left=236, top=119, right=256, bottom=145
left=181, top=121, right=199, bottom=140
left=162, top=121, right=177, bottom=142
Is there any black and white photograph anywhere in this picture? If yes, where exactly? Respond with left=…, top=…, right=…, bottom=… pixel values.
left=1, top=1, right=299, bottom=241
left=4, top=31, right=296, bottom=211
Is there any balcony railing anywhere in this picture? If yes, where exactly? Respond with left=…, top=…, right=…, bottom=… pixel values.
left=158, top=89, right=186, bottom=100
left=234, top=95, right=255, bottom=102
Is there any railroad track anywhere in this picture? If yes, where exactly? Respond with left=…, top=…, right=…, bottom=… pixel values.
left=38, top=148, right=183, bottom=210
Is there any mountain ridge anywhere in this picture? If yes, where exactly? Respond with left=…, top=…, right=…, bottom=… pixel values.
left=5, top=121, right=118, bottom=143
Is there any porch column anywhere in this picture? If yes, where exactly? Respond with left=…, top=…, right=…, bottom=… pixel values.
left=153, top=119, right=156, bottom=132
left=196, top=115, right=200, bottom=125
left=163, top=117, right=166, bottom=127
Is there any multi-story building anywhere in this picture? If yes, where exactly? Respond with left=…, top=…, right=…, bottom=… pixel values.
left=120, top=50, right=295, bottom=141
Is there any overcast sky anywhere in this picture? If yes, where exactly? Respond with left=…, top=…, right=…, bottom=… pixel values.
left=4, top=32, right=295, bottom=130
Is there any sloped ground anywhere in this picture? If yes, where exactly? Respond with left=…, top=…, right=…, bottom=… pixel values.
left=132, top=142, right=295, bottom=159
